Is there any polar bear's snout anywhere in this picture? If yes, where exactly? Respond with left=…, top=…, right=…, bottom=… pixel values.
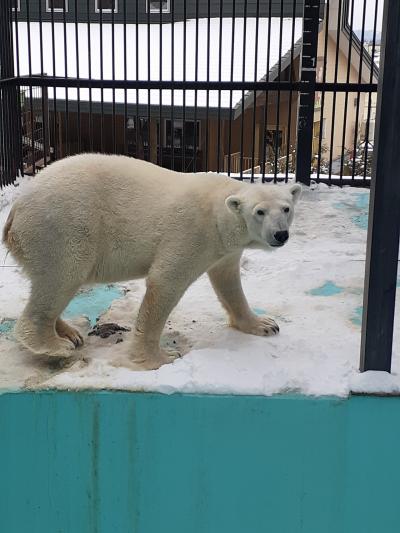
left=271, top=230, right=289, bottom=247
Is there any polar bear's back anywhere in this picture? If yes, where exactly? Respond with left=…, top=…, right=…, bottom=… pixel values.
left=31, top=153, right=235, bottom=204
left=7, top=154, right=239, bottom=278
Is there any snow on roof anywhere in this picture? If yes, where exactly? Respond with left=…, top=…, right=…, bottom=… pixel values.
left=14, top=18, right=302, bottom=110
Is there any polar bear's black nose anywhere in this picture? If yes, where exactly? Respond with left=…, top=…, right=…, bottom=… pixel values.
left=274, top=231, right=289, bottom=244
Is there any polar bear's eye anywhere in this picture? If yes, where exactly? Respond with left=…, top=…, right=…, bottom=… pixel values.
left=283, top=207, right=290, bottom=214
left=256, top=209, right=265, bottom=216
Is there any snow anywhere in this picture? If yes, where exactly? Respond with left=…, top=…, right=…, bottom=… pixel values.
left=0, top=174, right=399, bottom=396
left=14, top=18, right=302, bottom=109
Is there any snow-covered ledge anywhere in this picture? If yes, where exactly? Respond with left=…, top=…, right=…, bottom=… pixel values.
left=1, top=177, right=399, bottom=396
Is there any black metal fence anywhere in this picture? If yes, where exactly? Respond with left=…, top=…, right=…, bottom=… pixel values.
left=0, top=0, right=382, bottom=185
left=1, top=0, right=399, bottom=375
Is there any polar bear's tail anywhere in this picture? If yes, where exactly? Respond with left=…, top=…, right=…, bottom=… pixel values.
left=2, top=206, right=17, bottom=255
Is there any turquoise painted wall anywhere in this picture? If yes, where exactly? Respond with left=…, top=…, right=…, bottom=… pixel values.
left=0, top=392, right=399, bottom=533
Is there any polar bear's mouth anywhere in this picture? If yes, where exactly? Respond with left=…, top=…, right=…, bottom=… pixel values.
left=270, top=242, right=285, bottom=247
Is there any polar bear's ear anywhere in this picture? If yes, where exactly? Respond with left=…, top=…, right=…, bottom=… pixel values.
left=225, top=195, right=242, bottom=214
left=290, top=183, right=302, bottom=204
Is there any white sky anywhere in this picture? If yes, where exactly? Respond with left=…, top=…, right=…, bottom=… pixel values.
left=350, top=0, right=384, bottom=31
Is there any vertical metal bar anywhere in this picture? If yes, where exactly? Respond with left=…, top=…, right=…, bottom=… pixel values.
left=250, top=0, right=260, bottom=183
left=123, top=0, right=127, bottom=155
left=351, top=0, right=367, bottom=180
left=216, top=0, right=223, bottom=174
left=100, top=1, right=104, bottom=152
left=295, top=0, right=320, bottom=186
left=239, top=0, right=247, bottom=180
left=0, top=0, right=19, bottom=185
left=316, top=0, right=330, bottom=181
left=51, top=0, right=58, bottom=159
left=13, top=0, right=24, bottom=175
left=193, top=0, right=200, bottom=172
left=182, top=0, right=186, bottom=171
left=327, top=0, right=343, bottom=183
left=135, top=0, right=139, bottom=158
left=112, top=0, right=116, bottom=154
left=363, top=0, right=379, bottom=182
left=360, top=0, right=400, bottom=373
left=159, top=0, right=163, bottom=167
left=273, top=0, right=284, bottom=181
left=205, top=0, right=210, bottom=173
left=261, top=0, right=272, bottom=182
left=339, top=0, right=355, bottom=183
left=147, top=0, right=151, bottom=162
left=170, top=0, right=175, bottom=170
left=39, top=0, right=48, bottom=166
left=26, top=0, right=35, bottom=173
left=63, top=0, right=70, bottom=155
left=227, top=0, right=236, bottom=177
left=285, top=0, right=297, bottom=182
left=87, top=0, right=93, bottom=152
left=75, top=0, right=82, bottom=153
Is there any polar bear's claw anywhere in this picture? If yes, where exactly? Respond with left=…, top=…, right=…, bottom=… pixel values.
left=56, top=319, right=84, bottom=348
left=232, top=315, right=280, bottom=337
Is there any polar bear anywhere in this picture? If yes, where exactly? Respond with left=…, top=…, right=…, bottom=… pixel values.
left=3, top=154, right=301, bottom=370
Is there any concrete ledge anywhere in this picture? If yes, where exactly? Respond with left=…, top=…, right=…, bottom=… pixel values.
left=0, top=392, right=399, bottom=533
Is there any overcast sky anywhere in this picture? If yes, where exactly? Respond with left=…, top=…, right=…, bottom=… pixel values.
left=350, top=0, right=384, bottom=31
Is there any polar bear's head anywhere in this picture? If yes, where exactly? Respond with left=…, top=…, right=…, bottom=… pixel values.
left=225, top=183, right=302, bottom=249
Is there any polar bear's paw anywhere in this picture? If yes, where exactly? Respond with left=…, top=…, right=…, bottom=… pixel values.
left=56, top=319, right=84, bottom=348
left=231, top=315, right=280, bottom=337
left=15, top=318, right=78, bottom=357
left=114, top=348, right=181, bottom=371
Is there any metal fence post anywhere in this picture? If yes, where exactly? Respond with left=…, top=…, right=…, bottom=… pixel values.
left=360, top=0, right=400, bottom=372
left=295, top=0, right=320, bottom=186
left=0, top=0, right=20, bottom=187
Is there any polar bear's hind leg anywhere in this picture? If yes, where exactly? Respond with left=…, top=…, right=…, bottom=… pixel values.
left=15, top=275, right=83, bottom=357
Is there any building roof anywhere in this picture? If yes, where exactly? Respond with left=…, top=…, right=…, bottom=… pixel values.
left=14, top=18, right=303, bottom=115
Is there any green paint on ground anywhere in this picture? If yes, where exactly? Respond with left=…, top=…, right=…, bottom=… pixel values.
left=0, top=319, right=16, bottom=337
left=334, top=192, right=369, bottom=230
left=62, top=285, right=125, bottom=327
left=308, top=281, right=344, bottom=297
left=351, top=306, right=363, bottom=327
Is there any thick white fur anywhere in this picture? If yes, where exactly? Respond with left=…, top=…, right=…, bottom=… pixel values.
left=3, top=154, right=301, bottom=370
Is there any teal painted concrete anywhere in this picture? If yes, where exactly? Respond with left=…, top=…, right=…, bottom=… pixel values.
left=333, top=192, right=369, bottom=230
left=62, top=284, right=125, bottom=326
left=252, top=307, right=267, bottom=316
left=0, top=319, right=15, bottom=337
left=308, top=280, right=344, bottom=296
left=1, top=392, right=400, bottom=533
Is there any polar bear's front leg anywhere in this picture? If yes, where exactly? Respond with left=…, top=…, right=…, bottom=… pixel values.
left=129, top=276, right=192, bottom=370
left=208, top=252, right=279, bottom=337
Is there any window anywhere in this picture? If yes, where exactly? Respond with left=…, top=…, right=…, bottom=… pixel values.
left=147, top=0, right=170, bottom=14
left=46, top=0, right=68, bottom=11
left=12, top=0, right=20, bottom=11
left=165, top=120, right=200, bottom=150
left=95, top=0, right=118, bottom=13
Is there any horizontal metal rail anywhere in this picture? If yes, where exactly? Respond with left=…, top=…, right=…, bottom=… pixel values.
left=0, top=76, right=379, bottom=93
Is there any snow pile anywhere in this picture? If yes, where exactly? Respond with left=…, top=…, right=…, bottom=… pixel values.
left=0, top=176, right=399, bottom=396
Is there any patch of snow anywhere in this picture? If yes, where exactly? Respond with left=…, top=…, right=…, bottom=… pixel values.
left=0, top=176, right=399, bottom=396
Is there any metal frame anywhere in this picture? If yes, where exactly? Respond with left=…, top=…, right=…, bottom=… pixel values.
left=46, top=0, right=68, bottom=12
left=360, top=0, right=400, bottom=373
left=94, top=0, right=118, bottom=13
